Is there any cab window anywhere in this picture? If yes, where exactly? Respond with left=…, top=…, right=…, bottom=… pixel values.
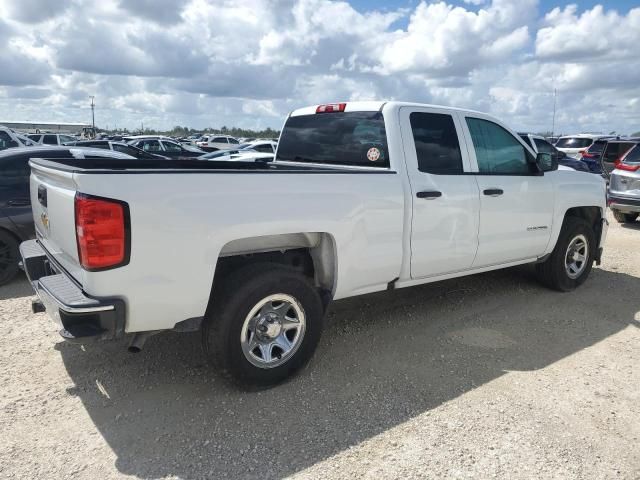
left=466, top=118, right=532, bottom=175
left=410, top=112, right=463, bottom=174
left=162, top=141, right=182, bottom=152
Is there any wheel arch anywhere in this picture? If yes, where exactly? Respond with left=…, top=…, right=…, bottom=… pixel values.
left=212, top=232, right=338, bottom=302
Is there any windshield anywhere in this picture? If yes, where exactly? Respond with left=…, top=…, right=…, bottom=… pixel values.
left=276, top=111, right=389, bottom=168
left=555, top=137, right=594, bottom=149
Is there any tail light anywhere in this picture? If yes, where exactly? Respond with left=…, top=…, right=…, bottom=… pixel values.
left=75, top=193, right=130, bottom=271
left=581, top=151, right=596, bottom=158
left=615, top=162, right=640, bottom=172
left=316, top=103, right=347, bottom=113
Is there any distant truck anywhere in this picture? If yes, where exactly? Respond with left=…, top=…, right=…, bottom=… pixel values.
left=21, top=101, right=608, bottom=387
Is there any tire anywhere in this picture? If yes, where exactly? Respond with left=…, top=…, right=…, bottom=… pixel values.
left=202, top=263, right=325, bottom=388
left=0, top=230, right=20, bottom=286
left=535, top=217, right=596, bottom=292
left=611, top=209, right=638, bottom=224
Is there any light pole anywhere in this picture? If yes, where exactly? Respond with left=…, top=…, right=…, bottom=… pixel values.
left=551, top=88, right=557, bottom=138
left=89, top=96, right=95, bottom=129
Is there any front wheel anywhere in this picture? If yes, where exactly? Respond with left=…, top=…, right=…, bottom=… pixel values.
left=202, top=263, right=325, bottom=388
left=536, top=217, right=595, bottom=292
left=611, top=209, right=638, bottom=224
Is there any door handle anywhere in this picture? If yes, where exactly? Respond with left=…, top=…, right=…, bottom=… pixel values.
left=483, top=188, right=504, bottom=197
left=8, top=199, right=30, bottom=207
left=416, top=191, right=442, bottom=199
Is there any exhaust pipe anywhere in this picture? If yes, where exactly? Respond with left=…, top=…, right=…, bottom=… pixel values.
left=128, top=331, right=159, bottom=353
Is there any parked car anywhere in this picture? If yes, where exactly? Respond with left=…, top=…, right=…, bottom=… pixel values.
left=579, top=138, right=610, bottom=173
left=27, top=133, right=77, bottom=146
left=518, top=133, right=590, bottom=172
left=240, top=140, right=278, bottom=154
left=126, top=136, right=204, bottom=158
left=196, top=135, right=240, bottom=152
left=69, top=140, right=169, bottom=159
left=0, top=146, right=136, bottom=285
left=555, top=134, right=604, bottom=160
left=600, top=139, right=639, bottom=178
left=0, top=126, right=37, bottom=150
left=20, top=101, right=608, bottom=387
left=608, top=144, right=640, bottom=223
left=199, top=150, right=274, bottom=162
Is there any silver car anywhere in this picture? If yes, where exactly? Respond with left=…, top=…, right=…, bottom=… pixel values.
left=608, top=144, right=640, bottom=224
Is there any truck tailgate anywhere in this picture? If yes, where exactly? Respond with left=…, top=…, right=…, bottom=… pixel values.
left=29, top=161, right=84, bottom=283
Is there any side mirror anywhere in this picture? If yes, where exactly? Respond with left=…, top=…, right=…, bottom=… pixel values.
left=536, top=152, right=557, bottom=172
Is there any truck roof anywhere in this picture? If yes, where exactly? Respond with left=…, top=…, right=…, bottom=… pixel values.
left=289, top=101, right=486, bottom=117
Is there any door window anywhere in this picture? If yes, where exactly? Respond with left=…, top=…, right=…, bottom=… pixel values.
left=466, top=118, right=532, bottom=174
left=42, top=135, right=58, bottom=145
left=533, top=138, right=556, bottom=154
left=410, top=112, right=463, bottom=174
left=161, top=141, right=182, bottom=152
left=140, top=140, right=162, bottom=152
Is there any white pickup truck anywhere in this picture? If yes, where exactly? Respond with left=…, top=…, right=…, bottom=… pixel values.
left=20, top=101, right=608, bottom=387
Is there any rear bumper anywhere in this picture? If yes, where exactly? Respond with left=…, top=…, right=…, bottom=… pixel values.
left=608, top=193, right=640, bottom=214
left=20, top=239, right=125, bottom=343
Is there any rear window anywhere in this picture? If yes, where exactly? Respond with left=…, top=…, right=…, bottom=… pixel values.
left=622, top=145, right=640, bottom=164
left=555, top=137, right=593, bottom=149
left=603, top=142, right=636, bottom=163
left=588, top=140, right=607, bottom=153
left=276, top=111, right=389, bottom=168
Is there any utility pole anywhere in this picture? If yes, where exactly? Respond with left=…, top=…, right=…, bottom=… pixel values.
left=551, top=88, right=557, bottom=138
left=89, top=96, right=96, bottom=129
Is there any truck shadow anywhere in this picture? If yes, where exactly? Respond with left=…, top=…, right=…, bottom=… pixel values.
left=0, top=275, right=33, bottom=301
left=57, top=266, right=639, bottom=479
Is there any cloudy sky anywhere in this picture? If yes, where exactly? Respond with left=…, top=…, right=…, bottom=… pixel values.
left=0, top=0, right=638, bottom=134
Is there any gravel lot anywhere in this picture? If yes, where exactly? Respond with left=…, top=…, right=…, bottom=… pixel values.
left=1, top=212, right=639, bottom=480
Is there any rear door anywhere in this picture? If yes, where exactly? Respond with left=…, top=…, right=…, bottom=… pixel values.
left=401, top=107, right=480, bottom=278
left=461, top=115, right=554, bottom=267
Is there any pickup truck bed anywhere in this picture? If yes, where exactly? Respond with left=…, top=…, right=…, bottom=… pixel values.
left=22, top=101, right=608, bottom=387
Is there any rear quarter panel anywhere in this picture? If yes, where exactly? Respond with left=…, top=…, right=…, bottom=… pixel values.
left=74, top=171, right=405, bottom=332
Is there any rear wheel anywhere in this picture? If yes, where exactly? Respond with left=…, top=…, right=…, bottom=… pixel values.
left=0, top=230, right=20, bottom=286
left=202, top=263, right=325, bottom=388
left=536, top=217, right=595, bottom=292
left=611, top=209, right=638, bottom=224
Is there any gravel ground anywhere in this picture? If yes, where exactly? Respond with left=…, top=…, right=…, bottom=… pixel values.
left=1, top=212, right=639, bottom=480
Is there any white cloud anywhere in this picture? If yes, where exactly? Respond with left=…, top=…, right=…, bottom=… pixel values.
left=0, top=0, right=637, bottom=135
left=536, top=5, right=640, bottom=61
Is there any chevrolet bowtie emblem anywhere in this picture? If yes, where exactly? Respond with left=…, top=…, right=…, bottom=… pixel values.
left=40, top=212, right=49, bottom=231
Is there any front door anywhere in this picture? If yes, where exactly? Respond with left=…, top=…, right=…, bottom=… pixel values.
left=461, top=115, right=554, bottom=267
left=401, top=107, right=480, bottom=279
